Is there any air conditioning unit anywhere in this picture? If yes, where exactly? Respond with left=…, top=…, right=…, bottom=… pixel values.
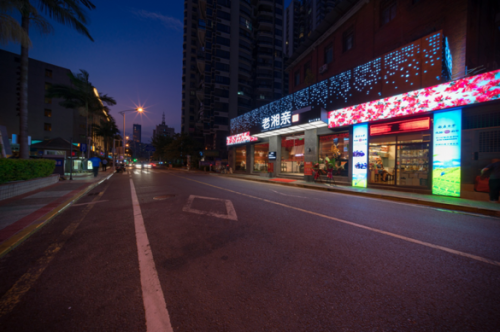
left=319, top=64, right=328, bottom=74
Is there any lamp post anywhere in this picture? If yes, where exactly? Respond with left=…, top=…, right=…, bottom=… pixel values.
left=118, top=108, right=143, bottom=162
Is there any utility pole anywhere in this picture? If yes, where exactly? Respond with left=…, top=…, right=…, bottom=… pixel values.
left=69, top=137, right=73, bottom=180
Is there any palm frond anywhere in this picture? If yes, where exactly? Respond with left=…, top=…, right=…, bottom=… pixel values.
left=0, top=13, right=32, bottom=47
left=37, top=0, right=94, bottom=41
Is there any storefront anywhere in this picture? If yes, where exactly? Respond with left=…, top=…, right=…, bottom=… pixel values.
left=368, top=116, right=431, bottom=189
left=227, top=67, right=500, bottom=198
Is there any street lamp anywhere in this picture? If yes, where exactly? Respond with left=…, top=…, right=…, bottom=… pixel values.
left=118, top=108, right=143, bottom=161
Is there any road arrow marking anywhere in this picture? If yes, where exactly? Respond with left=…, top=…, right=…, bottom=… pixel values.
left=183, top=195, right=238, bottom=221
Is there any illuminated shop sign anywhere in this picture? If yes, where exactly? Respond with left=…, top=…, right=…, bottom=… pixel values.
left=268, top=151, right=277, bottom=160
left=352, top=123, right=368, bottom=188
left=432, top=109, right=462, bottom=197
left=329, top=69, right=500, bottom=128
left=226, top=132, right=258, bottom=146
left=262, top=111, right=292, bottom=131
left=370, top=117, right=430, bottom=136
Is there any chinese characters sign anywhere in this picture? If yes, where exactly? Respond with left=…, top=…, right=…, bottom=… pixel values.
left=432, top=109, right=462, bottom=197
left=329, top=69, right=500, bottom=128
left=352, top=123, right=368, bottom=188
left=262, top=111, right=292, bottom=131
left=226, top=132, right=258, bottom=146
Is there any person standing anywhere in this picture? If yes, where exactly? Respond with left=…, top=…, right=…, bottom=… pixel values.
left=481, top=158, right=500, bottom=202
left=102, top=158, right=108, bottom=171
left=89, top=156, right=101, bottom=177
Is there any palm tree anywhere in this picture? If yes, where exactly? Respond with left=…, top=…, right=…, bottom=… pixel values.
left=46, top=69, right=116, bottom=156
left=12, top=0, right=96, bottom=159
left=93, top=117, right=119, bottom=158
left=0, top=1, right=31, bottom=47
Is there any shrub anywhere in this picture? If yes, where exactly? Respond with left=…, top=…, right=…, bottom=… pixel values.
left=0, top=159, right=56, bottom=184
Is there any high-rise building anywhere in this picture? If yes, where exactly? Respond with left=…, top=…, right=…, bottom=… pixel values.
left=181, top=0, right=285, bottom=158
left=153, top=113, right=175, bottom=138
left=133, top=124, right=141, bottom=143
left=284, top=0, right=339, bottom=58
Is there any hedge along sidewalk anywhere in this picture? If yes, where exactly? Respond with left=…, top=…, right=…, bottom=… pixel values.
left=0, top=159, right=55, bottom=183
left=0, top=169, right=114, bottom=258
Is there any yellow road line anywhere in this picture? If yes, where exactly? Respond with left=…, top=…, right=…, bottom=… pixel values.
left=171, top=173, right=500, bottom=268
left=0, top=186, right=109, bottom=318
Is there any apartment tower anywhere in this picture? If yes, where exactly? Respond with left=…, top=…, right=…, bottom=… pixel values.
left=181, top=0, right=285, bottom=157
left=284, top=0, right=339, bottom=58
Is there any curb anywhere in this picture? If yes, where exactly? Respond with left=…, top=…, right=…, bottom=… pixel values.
left=0, top=172, right=114, bottom=259
left=205, top=173, right=500, bottom=218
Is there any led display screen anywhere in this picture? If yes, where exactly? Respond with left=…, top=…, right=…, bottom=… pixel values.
left=352, top=123, right=368, bottom=188
left=329, top=69, right=500, bottom=128
left=370, top=117, right=430, bottom=135
left=226, top=132, right=258, bottom=146
left=432, top=109, right=462, bottom=197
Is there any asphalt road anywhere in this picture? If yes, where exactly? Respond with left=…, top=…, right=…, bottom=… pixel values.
left=0, top=168, right=499, bottom=332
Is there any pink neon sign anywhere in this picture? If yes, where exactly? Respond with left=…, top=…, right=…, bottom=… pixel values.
left=328, top=69, right=500, bottom=128
left=226, top=132, right=258, bottom=146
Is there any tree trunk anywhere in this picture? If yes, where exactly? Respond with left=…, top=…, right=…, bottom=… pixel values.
left=19, top=14, right=30, bottom=159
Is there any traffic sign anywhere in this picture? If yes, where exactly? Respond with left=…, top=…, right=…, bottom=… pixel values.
left=80, top=143, right=87, bottom=152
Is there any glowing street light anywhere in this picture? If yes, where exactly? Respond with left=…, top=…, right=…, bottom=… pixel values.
left=118, top=108, right=143, bottom=161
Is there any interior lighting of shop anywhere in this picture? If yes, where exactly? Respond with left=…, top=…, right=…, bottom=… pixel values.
left=370, top=117, right=430, bottom=135
left=253, top=120, right=328, bottom=138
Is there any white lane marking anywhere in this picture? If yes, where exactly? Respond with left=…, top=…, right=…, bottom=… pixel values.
left=176, top=175, right=500, bottom=268
left=271, top=190, right=307, bottom=199
left=72, top=200, right=108, bottom=207
left=130, top=179, right=173, bottom=332
left=183, top=195, right=238, bottom=221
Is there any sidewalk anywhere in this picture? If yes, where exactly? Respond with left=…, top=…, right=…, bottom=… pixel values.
left=197, top=171, right=500, bottom=218
left=0, top=168, right=115, bottom=257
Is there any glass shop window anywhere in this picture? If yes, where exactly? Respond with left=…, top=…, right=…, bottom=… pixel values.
left=318, top=133, right=350, bottom=176
left=253, top=143, right=269, bottom=172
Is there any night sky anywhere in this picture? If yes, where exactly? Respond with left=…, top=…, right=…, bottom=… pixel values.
left=1, top=1, right=292, bottom=143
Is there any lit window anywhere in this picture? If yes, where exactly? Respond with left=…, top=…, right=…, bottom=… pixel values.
left=45, top=69, right=52, bottom=78
left=44, top=109, right=52, bottom=117
left=44, top=123, right=52, bottom=132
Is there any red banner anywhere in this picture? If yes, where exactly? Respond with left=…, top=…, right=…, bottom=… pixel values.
left=304, top=162, right=313, bottom=176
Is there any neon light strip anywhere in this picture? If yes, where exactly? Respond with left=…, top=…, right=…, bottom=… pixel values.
left=370, top=117, right=430, bottom=135
left=328, top=70, right=500, bottom=128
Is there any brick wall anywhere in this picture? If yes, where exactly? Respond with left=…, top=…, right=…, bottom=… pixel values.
left=289, top=0, right=473, bottom=94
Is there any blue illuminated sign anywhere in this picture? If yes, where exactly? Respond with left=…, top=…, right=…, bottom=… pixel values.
left=432, top=109, right=462, bottom=197
left=352, top=123, right=368, bottom=188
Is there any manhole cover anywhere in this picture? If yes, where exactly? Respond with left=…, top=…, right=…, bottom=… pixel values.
left=153, top=194, right=175, bottom=200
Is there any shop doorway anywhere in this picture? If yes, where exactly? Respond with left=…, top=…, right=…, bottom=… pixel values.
left=369, top=133, right=431, bottom=188
left=281, top=133, right=305, bottom=175
left=253, top=143, right=269, bottom=172
left=235, top=146, right=246, bottom=171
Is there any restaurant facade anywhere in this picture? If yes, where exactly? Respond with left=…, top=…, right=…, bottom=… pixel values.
left=226, top=30, right=500, bottom=198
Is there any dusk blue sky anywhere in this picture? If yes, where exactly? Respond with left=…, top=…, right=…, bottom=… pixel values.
left=1, top=1, right=292, bottom=142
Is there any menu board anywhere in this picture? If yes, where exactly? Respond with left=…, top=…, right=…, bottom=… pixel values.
left=432, top=109, right=462, bottom=197
left=352, top=123, right=368, bottom=187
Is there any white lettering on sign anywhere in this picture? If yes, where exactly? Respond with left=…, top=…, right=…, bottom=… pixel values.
left=262, top=111, right=294, bottom=131
left=271, top=114, right=280, bottom=128
left=262, top=117, right=270, bottom=130
left=281, top=111, right=291, bottom=125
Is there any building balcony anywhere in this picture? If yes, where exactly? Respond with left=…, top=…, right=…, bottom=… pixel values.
left=258, top=0, right=274, bottom=7
left=197, top=29, right=205, bottom=45
left=196, top=58, right=205, bottom=74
